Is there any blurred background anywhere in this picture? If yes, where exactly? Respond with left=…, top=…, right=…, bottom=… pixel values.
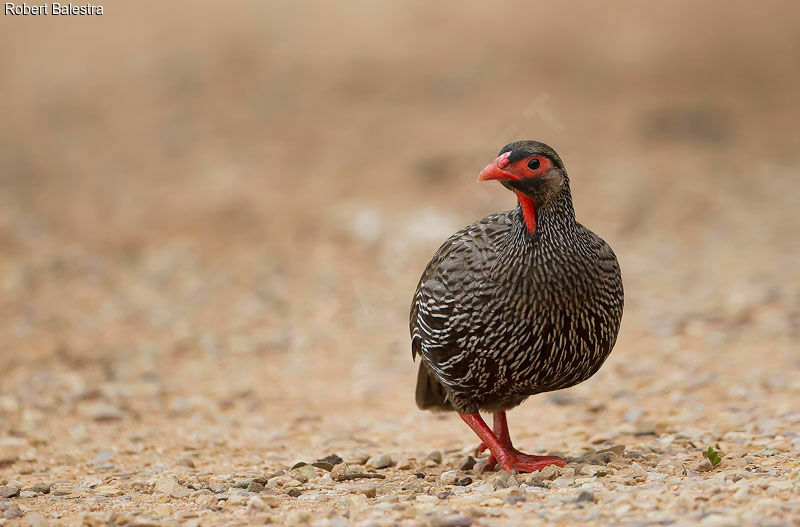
left=1, top=0, right=799, bottom=499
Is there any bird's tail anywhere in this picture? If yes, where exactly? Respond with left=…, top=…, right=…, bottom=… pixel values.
left=415, top=362, right=454, bottom=411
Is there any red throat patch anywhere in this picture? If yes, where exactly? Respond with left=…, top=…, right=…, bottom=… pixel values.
left=514, top=190, right=536, bottom=233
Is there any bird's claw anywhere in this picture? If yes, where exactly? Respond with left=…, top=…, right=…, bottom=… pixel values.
left=477, top=446, right=565, bottom=474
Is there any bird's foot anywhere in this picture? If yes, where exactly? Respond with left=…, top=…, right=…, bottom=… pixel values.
left=481, top=447, right=565, bottom=473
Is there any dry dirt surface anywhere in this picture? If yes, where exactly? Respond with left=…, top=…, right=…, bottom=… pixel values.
left=1, top=2, right=800, bottom=526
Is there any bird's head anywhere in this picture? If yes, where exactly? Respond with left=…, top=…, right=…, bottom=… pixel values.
left=478, top=140, right=568, bottom=208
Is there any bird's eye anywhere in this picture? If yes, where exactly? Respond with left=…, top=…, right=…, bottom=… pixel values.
left=527, top=158, right=540, bottom=170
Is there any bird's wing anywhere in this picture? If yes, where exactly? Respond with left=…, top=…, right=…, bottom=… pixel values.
left=410, top=211, right=514, bottom=365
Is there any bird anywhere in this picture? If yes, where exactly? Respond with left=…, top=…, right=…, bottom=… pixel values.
left=410, top=140, right=624, bottom=473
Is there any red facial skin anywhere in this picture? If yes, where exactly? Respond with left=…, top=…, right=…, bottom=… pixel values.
left=477, top=152, right=554, bottom=234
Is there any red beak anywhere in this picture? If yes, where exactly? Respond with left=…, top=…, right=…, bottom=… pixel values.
left=477, top=152, right=518, bottom=182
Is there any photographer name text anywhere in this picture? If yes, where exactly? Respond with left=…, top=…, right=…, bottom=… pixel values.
left=5, top=2, right=103, bottom=15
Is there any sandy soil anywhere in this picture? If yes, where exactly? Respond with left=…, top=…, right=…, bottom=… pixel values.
left=1, top=2, right=799, bottom=526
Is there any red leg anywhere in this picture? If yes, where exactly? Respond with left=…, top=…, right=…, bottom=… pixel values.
left=464, top=412, right=565, bottom=473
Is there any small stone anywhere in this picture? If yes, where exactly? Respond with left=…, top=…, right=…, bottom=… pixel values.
left=357, top=484, right=377, bottom=498
left=331, top=463, right=350, bottom=481
left=176, top=458, right=195, bottom=469
left=154, top=475, right=180, bottom=495
left=286, top=488, right=302, bottom=497
left=170, top=487, right=191, bottom=499
left=487, top=475, right=508, bottom=490
left=246, top=481, right=265, bottom=493
left=589, top=432, right=616, bottom=444
left=581, top=465, right=610, bottom=477
left=424, top=451, right=443, bottom=465
left=83, top=478, right=103, bottom=489
left=316, top=454, right=343, bottom=466
left=430, top=514, right=473, bottom=526
left=209, top=483, right=228, bottom=493
left=94, top=485, right=122, bottom=497
left=366, top=454, right=393, bottom=469
left=262, top=495, right=281, bottom=507
left=91, top=449, right=114, bottom=465
left=555, top=466, right=576, bottom=477
left=19, top=490, right=36, bottom=498
left=503, top=494, right=526, bottom=505
left=344, top=452, right=370, bottom=465
left=550, top=476, right=575, bottom=488
left=456, top=477, right=473, bottom=486
left=395, top=457, right=413, bottom=470
left=481, top=497, right=504, bottom=507
left=246, top=495, right=269, bottom=513
left=285, top=511, right=311, bottom=526
left=459, top=456, right=476, bottom=471
left=0, top=500, right=12, bottom=511
left=576, top=490, right=595, bottom=503
left=691, top=459, right=714, bottom=472
left=27, top=512, right=49, bottom=527
left=51, top=486, right=72, bottom=496
left=0, top=486, right=20, bottom=498
left=81, top=403, right=125, bottom=421
left=298, top=465, right=318, bottom=480
left=31, top=483, right=50, bottom=494
left=440, top=470, right=459, bottom=485
left=4, top=508, right=22, bottom=519
left=535, top=465, right=559, bottom=481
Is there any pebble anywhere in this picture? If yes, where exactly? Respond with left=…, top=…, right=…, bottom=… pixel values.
left=261, top=495, right=282, bottom=507
left=357, top=483, right=377, bottom=498
left=691, top=459, right=714, bottom=472
left=0, top=486, right=20, bottom=498
left=331, top=463, right=350, bottom=481
left=0, top=501, right=13, bottom=511
left=395, top=457, right=413, bottom=470
left=91, top=449, right=115, bottom=464
left=430, top=515, right=473, bottom=527
left=51, top=486, right=72, bottom=496
left=4, top=508, right=23, bottom=519
left=176, top=458, right=195, bottom=469
left=366, top=454, right=393, bottom=469
left=19, top=490, right=36, bottom=498
left=455, top=456, right=473, bottom=471
left=440, top=470, right=459, bottom=485
left=246, top=495, right=269, bottom=513
left=345, top=453, right=370, bottom=465
left=31, top=483, right=50, bottom=494
left=581, top=464, right=610, bottom=477
left=550, top=477, right=576, bottom=488
left=210, top=483, right=228, bottom=493
left=298, top=465, right=318, bottom=480
left=81, top=403, right=125, bottom=421
left=576, top=490, right=595, bottom=503
left=247, top=481, right=265, bottom=493
left=27, top=512, right=49, bottom=527
left=424, top=451, right=443, bottom=465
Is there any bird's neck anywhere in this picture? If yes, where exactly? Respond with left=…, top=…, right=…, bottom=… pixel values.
left=514, top=188, right=576, bottom=238
left=513, top=190, right=537, bottom=233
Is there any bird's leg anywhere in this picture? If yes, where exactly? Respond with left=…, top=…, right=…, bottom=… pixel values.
left=464, top=412, right=565, bottom=473
left=474, top=411, right=511, bottom=458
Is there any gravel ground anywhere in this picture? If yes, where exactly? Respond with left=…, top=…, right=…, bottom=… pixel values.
left=2, top=2, right=800, bottom=526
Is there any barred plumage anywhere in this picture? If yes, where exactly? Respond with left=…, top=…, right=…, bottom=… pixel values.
left=410, top=141, right=623, bottom=424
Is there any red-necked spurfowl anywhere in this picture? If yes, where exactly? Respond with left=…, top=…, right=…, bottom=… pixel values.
left=410, top=140, right=624, bottom=473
